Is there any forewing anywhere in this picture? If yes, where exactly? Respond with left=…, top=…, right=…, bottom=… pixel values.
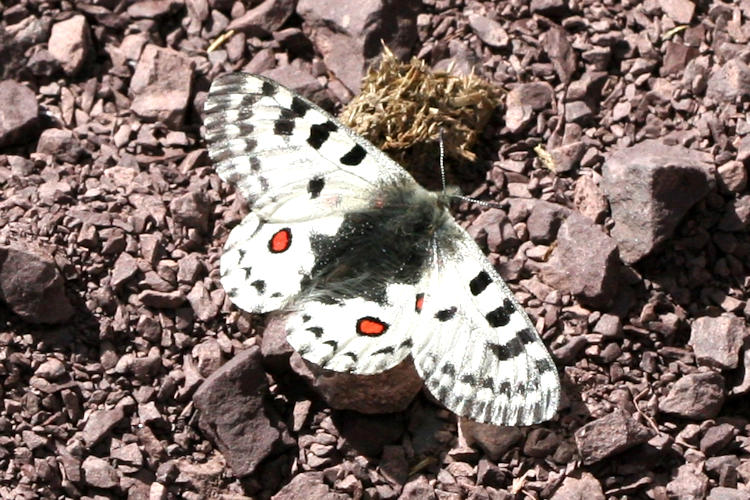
left=203, top=73, right=417, bottom=222
left=412, top=227, right=561, bottom=426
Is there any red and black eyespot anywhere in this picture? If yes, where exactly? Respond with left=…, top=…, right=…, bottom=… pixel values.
left=268, top=228, right=292, bottom=253
left=356, top=316, right=388, bottom=336
left=415, top=293, right=424, bottom=313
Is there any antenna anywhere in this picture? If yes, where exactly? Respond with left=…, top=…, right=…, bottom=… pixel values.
left=438, top=128, right=503, bottom=210
left=439, top=128, right=447, bottom=194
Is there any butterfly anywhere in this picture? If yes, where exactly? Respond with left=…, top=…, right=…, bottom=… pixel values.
left=203, top=73, right=561, bottom=426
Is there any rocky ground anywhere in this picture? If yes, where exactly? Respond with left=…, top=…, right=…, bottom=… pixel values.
left=1, top=0, right=750, bottom=498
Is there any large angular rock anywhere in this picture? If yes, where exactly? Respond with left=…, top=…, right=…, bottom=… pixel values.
left=0, top=244, right=74, bottom=324
left=48, top=15, right=92, bottom=75
left=659, top=371, right=725, bottom=419
left=271, top=472, right=349, bottom=500
left=550, top=472, right=605, bottom=500
left=540, top=212, right=620, bottom=308
left=689, top=315, right=749, bottom=370
left=601, top=140, right=712, bottom=263
left=130, top=45, right=194, bottom=127
left=228, top=0, right=296, bottom=34
left=707, top=58, right=750, bottom=103
left=0, top=80, right=39, bottom=147
left=574, top=409, right=653, bottom=465
left=193, top=346, right=285, bottom=477
left=296, top=0, right=419, bottom=93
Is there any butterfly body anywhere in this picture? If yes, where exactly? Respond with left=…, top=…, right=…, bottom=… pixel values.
left=204, top=73, right=560, bottom=426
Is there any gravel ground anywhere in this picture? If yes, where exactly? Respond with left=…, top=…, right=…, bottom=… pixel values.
left=1, top=0, right=750, bottom=499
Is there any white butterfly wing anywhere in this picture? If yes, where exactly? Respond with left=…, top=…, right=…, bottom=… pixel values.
left=412, top=227, right=561, bottom=426
left=204, top=73, right=417, bottom=223
left=285, top=281, right=428, bottom=374
left=219, top=212, right=345, bottom=313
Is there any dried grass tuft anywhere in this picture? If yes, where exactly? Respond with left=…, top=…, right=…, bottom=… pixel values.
left=339, top=47, right=501, bottom=172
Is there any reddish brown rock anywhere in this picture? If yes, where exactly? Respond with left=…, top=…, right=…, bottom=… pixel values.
left=48, top=15, right=92, bottom=75
left=467, top=14, right=509, bottom=49
left=707, top=58, right=750, bottom=102
left=601, top=140, right=712, bottom=263
left=272, top=472, right=349, bottom=500
left=0, top=244, right=74, bottom=324
left=227, top=0, right=296, bottom=34
left=504, top=82, right=554, bottom=133
left=659, top=371, right=725, bottom=419
left=550, top=472, right=605, bottom=500
left=0, top=80, right=39, bottom=147
left=574, top=409, right=653, bottom=465
left=130, top=45, right=194, bottom=127
left=540, top=212, right=620, bottom=308
left=296, top=0, right=419, bottom=93
left=661, top=0, right=695, bottom=23
left=689, top=315, right=748, bottom=370
left=667, top=464, right=709, bottom=499
left=81, top=456, right=119, bottom=489
left=193, top=346, right=285, bottom=477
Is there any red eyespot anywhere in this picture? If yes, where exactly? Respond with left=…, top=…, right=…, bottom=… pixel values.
left=356, top=317, right=388, bottom=336
left=415, top=293, right=424, bottom=313
left=269, top=228, right=292, bottom=253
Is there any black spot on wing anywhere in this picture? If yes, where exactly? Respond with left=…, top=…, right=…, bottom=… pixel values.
left=307, top=327, right=324, bottom=338
left=271, top=292, right=282, bottom=298
left=399, top=338, right=413, bottom=349
left=308, top=121, right=338, bottom=149
left=435, top=307, right=457, bottom=322
left=342, top=351, right=358, bottom=363
left=243, top=267, right=252, bottom=279
left=340, top=144, right=367, bottom=165
left=518, top=327, right=536, bottom=344
left=373, top=346, right=395, bottom=356
left=302, top=314, right=311, bottom=322
left=249, top=157, right=261, bottom=172
left=459, top=374, right=476, bottom=385
left=323, top=339, right=338, bottom=350
left=486, top=298, right=516, bottom=327
left=307, top=176, right=325, bottom=199
left=274, top=118, right=295, bottom=135
left=441, top=364, right=456, bottom=377
left=488, top=338, right=523, bottom=361
left=291, top=96, right=310, bottom=117
left=251, top=280, right=266, bottom=294
left=469, top=271, right=492, bottom=296
left=261, top=81, right=275, bottom=96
